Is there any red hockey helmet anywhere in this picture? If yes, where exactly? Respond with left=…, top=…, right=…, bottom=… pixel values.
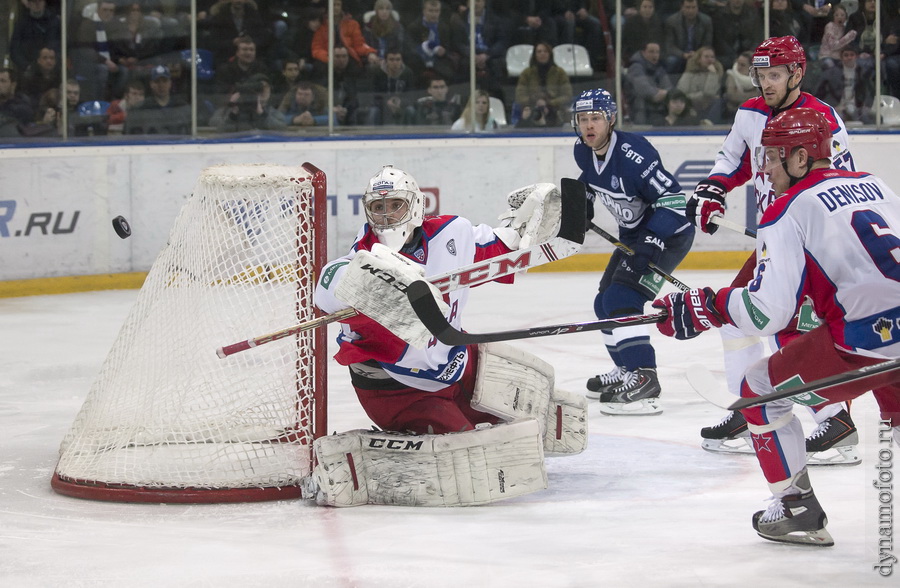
left=750, top=36, right=806, bottom=87
left=761, top=108, right=833, bottom=164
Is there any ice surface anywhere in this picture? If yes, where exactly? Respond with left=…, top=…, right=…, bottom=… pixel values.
left=0, top=272, right=890, bottom=586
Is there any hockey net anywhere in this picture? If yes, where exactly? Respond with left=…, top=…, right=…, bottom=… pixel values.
left=52, top=162, right=327, bottom=503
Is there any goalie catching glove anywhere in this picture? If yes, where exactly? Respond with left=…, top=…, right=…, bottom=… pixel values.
left=334, top=243, right=448, bottom=348
left=652, top=287, right=726, bottom=340
left=686, top=179, right=727, bottom=234
left=494, top=182, right=562, bottom=250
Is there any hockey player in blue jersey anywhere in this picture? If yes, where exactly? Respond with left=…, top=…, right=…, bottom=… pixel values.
left=572, top=88, right=695, bottom=415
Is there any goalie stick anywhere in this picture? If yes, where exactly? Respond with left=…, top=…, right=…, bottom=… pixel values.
left=405, top=279, right=666, bottom=345
left=216, top=177, right=589, bottom=358
left=727, top=357, right=900, bottom=411
left=588, top=223, right=692, bottom=292
left=710, top=215, right=757, bottom=238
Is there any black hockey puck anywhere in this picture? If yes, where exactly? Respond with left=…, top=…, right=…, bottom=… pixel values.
left=112, top=215, right=132, bottom=239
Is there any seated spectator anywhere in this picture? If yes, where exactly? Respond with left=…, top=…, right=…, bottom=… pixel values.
left=20, top=47, right=61, bottom=110
left=626, top=41, right=672, bottom=124
left=106, top=79, right=146, bottom=129
left=515, top=95, right=560, bottom=129
left=621, top=0, right=665, bottom=65
left=311, top=0, right=380, bottom=69
left=210, top=73, right=287, bottom=131
left=848, top=0, right=878, bottom=74
left=513, top=42, right=572, bottom=121
left=819, top=4, right=857, bottom=70
left=723, top=50, right=755, bottom=121
left=71, top=1, right=122, bottom=101
left=202, top=0, right=273, bottom=68
left=451, top=0, right=510, bottom=97
left=216, top=35, right=271, bottom=99
left=367, top=92, right=416, bottom=125
left=551, top=1, right=604, bottom=72
left=126, top=64, right=191, bottom=134
left=814, top=44, right=874, bottom=124
left=884, top=2, right=900, bottom=99
left=284, top=6, right=326, bottom=82
left=271, top=55, right=302, bottom=106
left=364, top=0, right=410, bottom=63
left=663, top=0, right=712, bottom=74
left=656, top=88, right=702, bottom=126
left=108, top=2, right=164, bottom=83
left=0, top=68, right=35, bottom=136
left=676, top=45, right=723, bottom=122
left=10, top=0, right=61, bottom=75
left=508, top=1, right=558, bottom=47
left=279, top=81, right=329, bottom=127
left=414, top=74, right=462, bottom=126
left=711, top=0, right=762, bottom=71
left=370, top=47, right=418, bottom=94
left=769, top=0, right=809, bottom=44
left=450, top=89, right=499, bottom=132
left=22, top=87, right=62, bottom=137
left=802, top=0, right=834, bottom=43
left=313, top=45, right=363, bottom=125
left=406, top=0, right=463, bottom=83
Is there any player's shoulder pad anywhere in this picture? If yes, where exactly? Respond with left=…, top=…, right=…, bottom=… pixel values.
left=739, top=96, right=769, bottom=115
left=797, top=92, right=844, bottom=132
left=613, top=130, right=662, bottom=172
left=420, top=215, right=462, bottom=238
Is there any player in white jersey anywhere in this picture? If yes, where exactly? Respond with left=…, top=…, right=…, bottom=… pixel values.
left=653, top=108, right=900, bottom=545
left=308, top=165, right=588, bottom=507
left=571, top=88, right=695, bottom=415
left=686, top=36, right=859, bottom=462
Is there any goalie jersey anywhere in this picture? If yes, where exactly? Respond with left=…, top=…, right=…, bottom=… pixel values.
left=717, top=168, right=900, bottom=358
left=573, top=129, right=689, bottom=239
left=315, top=216, right=513, bottom=392
left=708, top=93, right=855, bottom=216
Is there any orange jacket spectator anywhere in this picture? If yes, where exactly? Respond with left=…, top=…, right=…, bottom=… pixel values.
left=311, top=8, right=377, bottom=65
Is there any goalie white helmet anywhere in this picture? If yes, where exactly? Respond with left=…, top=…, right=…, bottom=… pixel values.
left=364, top=165, right=426, bottom=251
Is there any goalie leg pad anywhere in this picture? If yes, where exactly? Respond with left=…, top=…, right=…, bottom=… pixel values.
left=471, top=343, right=587, bottom=455
left=544, top=388, right=589, bottom=456
left=311, top=421, right=548, bottom=507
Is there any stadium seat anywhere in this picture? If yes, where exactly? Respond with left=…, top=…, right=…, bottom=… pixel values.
left=553, top=44, right=594, bottom=78
left=181, top=49, right=215, bottom=82
left=77, top=101, right=111, bottom=117
left=880, top=95, right=900, bottom=126
left=489, top=97, right=508, bottom=127
left=505, top=44, right=534, bottom=77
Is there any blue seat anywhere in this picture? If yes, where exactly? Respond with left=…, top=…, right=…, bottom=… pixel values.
left=77, top=101, right=111, bottom=117
left=181, top=49, right=215, bottom=81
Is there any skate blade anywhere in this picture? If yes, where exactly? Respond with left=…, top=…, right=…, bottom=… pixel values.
left=701, top=437, right=754, bottom=455
left=806, top=444, right=862, bottom=467
left=756, top=526, right=835, bottom=547
left=599, top=398, right=662, bottom=416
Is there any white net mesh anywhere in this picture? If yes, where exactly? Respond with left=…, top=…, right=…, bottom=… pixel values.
left=53, top=164, right=326, bottom=501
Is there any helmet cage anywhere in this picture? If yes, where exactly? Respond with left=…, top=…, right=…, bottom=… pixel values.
left=364, top=166, right=425, bottom=250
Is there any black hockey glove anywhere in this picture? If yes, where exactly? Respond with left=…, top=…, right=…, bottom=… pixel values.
left=630, top=232, right=665, bottom=274
left=686, top=179, right=727, bottom=235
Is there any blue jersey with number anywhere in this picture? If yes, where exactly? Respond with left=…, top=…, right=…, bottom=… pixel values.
left=573, top=130, right=690, bottom=239
left=721, top=168, right=900, bottom=358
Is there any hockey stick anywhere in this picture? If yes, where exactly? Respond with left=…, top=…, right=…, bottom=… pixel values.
left=728, top=357, right=900, bottom=411
left=710, top=215, right=757, bottom=238
left=588, top=223, right=692, bottom=292
left=217, top=178, right=589, bottom=358
left=405, top=279, right=666, bottom=345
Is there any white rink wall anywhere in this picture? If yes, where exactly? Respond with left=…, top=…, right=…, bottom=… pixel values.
left=2, top=133, right=900, bottom=281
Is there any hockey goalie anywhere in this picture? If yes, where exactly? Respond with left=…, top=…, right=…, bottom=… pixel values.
left=308, top=165, right=588, bottom=507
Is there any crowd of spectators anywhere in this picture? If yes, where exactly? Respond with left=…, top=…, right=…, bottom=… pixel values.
left=3, top=0, right=900, bottom=138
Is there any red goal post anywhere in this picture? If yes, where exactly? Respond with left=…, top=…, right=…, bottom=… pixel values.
left=51, top=162, right=328, bottom=503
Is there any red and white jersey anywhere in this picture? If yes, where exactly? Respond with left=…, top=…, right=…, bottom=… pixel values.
left=708, top=93, right=855, bottom=216
left=315, top=215, right=513, bottom=392
left=718, top=168, right=900, bottom=359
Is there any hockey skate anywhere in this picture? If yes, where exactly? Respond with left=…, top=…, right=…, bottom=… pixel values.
left=585, top=366, right=626, bottom=400
left=598, top=368, right=662, bottom=416
left=806, top=409, right=861, bottom=466
left=752, top=470, right=834, bottom=547
left=700, top=411, right=753, bottom=455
